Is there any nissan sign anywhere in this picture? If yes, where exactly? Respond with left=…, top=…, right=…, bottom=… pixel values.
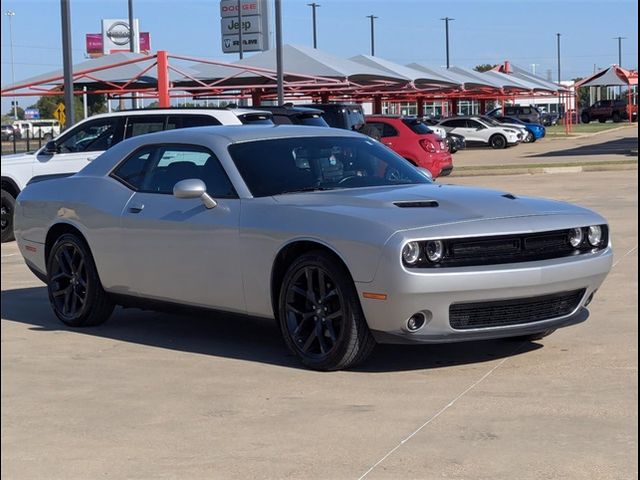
left=102, top=19, right=140, bottom=53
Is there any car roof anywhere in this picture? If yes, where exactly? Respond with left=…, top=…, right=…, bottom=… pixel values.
left=76, top=107, right=270, bottom=121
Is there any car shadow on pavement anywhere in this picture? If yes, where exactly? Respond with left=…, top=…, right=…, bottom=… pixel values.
left=1, top=286, right=542, bottom=373
left=526, top=136, right=638, bottom=158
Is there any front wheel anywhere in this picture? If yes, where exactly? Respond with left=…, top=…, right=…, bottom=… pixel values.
left=490, top=134, right=507, bottom=149
left=523, top=131, right=535, bottom=143
left=47, top=233, right=114, bottom=327
left=581, top=113, right=590, bottom=124
left=278, top=251, right=376, bottom=371
left=1, top=189, right=16, bottom=243
left=612, top=112, right=621, bottom=123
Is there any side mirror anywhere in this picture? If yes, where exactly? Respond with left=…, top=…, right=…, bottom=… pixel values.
left=43, top=141, right=58, bottom=155
left=173, top=178, right=217, bottom=209
left=417, top=167, right=434, bottom=181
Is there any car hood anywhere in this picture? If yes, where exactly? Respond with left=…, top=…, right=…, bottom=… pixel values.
left=1, top=152, right=36, bottom=165
left=272, top=183, right=597, bottom=233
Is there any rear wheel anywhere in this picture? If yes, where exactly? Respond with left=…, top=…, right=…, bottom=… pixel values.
left=581, top=113, right=590, bottom=124
left=46, top=233, right=114, bottom=327
left=1, top=189, right=15, bottom=243
left=489, top=134, right=507, bottom=149
left=278, top=251, right=376, bottom=371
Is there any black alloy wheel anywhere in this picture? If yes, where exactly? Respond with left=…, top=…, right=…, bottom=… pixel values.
left=47, top=233, right=114, bottom=327
left=490, top=134, right=507, bottom=149
left=279, top=251, right=375, bottom=370
left=1, top=189, right=15, bottom=243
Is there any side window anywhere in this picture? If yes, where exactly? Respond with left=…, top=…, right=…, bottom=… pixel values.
left=111, top=146, right=154, bottom=190
left=124, top=115, right=166, bottom=139
left=380, top=122, right=399, bottom=137
left=468, top=120, right=484, bottom=129
left=505, top=107, right=516, bottom=115
left=168, top=115, right=222, bottom=129
left=444, top=119, right=467, bottom=128
left=113, top=145, right=235, bottom=198
left=57, top=118, right=120, bottom=153
left=522, top=107, right=531, bottom=114
left=366, top=122, right=385, bottom=135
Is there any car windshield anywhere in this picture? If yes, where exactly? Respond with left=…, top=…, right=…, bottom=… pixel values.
left=297, top=114, right=329, bottom=127
left=481, top=116, right=503, bottom=126
left=402, top=118, right=433, bottom=134
left=228, top=136, right=430, bottom=197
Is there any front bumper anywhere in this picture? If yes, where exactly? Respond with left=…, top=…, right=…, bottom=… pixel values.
left=356, top=247, right=612, bottom=344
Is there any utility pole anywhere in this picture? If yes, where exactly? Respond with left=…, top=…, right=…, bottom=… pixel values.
left=275, top=0, right=284, bottom=105
left=4, top=10, right=17, bottom=119
left=531, top=63, right=539, bottom=76
left=60, top=0, right=75, bottom=129
left=613, top=36, right=626, bottom=67
left=308, top=2, right=320, bottom=49
left=441, top=17, right=454, bottom=69
left=366, top=14, right=378, bottom=56
left=556, top=33, right=562, bottom=116
left=128, top=0, right=135, bottom=52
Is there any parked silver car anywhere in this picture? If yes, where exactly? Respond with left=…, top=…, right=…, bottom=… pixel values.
left=14, top=125, right=612, bottom=370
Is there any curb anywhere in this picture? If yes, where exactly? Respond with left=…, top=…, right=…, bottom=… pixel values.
left=450, top=162, right=638, bottom=177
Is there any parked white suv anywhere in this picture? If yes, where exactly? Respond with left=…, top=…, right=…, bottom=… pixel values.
left=437, top=116, right=521, bottom=149
left=1, top=108, right=272, bottom=242
left=13, top=119, right=61, bottom=140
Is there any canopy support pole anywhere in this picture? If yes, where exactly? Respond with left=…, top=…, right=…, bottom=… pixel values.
left=157, top=50, right=170, bottom=108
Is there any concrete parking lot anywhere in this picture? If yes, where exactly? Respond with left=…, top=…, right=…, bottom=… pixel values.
left=1, top=170, right=637, bottom=480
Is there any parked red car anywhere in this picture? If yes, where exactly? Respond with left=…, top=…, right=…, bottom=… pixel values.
left=365, top=116, right=453, bottom=177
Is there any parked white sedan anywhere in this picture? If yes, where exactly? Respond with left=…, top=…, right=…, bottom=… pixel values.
left=437, top=116, right=521, bottom=149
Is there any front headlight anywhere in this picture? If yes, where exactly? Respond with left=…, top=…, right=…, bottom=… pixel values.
left=425, top=240, right=445, bottom=262
left=587, top=225, right=603, bottom=246
left=568, top=227, right=584, bottom=247
left=504, top=129, right=516, bottom=134
left=402, top=241, right=421, bottom=265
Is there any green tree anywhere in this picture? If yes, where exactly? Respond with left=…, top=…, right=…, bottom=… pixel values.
left=5, top=106, right=25, bottom=120
left=473, top=64, right=498, bottom=73
left=571, top=77, right=590, bottom=108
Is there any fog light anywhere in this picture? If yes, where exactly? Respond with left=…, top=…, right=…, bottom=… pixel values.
left=584, top=289, right=597, bottom=306
left=425, top=240, right=444, bottom=262
left=587, top=225, right=603, bottom=246
left=568, top=227, right=583, bottom=248
left=402, top=241, right=421, bottom=265
left=407, top=312, right=426, bottom=331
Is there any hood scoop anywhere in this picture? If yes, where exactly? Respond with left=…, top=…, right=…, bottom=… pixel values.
left=502, top=193, right=518, bottom=200
left=394, top=200, right=439, bottom=208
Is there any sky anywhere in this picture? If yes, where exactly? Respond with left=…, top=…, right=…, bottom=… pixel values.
left=1, top=0, right=638, bottom=114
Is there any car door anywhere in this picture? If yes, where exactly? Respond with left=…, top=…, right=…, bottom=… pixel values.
left=113, top=143, right=244, bottom=311
left=33, top=117, right=124, bottom=180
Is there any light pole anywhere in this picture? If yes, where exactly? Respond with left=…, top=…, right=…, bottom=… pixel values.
left=60, top=0, right=75, bottom=128
left=556, top=33, right=561, bottom=116
left=307, top=2, right=320, bottom=49
left=531, top=63, right=539, bottom=76
left=613, top=36, right=626, bottom=67
left=441, top=17, right=454, bottom=69
left=5, top=10, right=17, bottom=119
left=366, top=14, right=378, bottom=56
left=275, top=0, right=283, bottom=105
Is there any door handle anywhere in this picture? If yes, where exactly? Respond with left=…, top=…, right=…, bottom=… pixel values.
left=384, top=141, right=393, bottom=146
left=128, top=204, right=144, bottom=214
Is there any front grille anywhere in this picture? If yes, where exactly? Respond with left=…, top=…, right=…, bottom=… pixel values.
left=449, top=289, right=586, bottom=330
left=405, top=226, right=608, bottom=268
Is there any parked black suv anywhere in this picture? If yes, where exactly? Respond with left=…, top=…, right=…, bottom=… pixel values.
left=487, top=105, right=541, bottom=124
left=300, top=103, right=381, bottom=140
left=251, top=104, right=329, bottom=126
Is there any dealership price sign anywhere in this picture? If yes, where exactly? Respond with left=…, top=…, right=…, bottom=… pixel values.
left=220, top=0, right=270, bottom=54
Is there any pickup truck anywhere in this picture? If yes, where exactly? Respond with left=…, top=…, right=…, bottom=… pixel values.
left=580, top=100, right=638, bottom=123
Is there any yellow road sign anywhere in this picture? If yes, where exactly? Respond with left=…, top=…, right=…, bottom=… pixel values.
left=53, top=103, right=66, bottom=126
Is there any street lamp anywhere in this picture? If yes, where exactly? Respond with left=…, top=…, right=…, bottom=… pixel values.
left=531, top=63, right=539, bottom=76
left=5, top=10, right=17, bottom=119
left=366, top=14, right=377, bottom=56
left=307, top=2, right=320, bottom=49
left=441, top=17, right=454, bottom=69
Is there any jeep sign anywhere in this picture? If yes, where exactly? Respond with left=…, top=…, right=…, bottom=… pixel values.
left=220, top=0, right=269, bottom=54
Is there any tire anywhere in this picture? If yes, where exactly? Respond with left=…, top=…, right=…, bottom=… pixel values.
left=1, top=189, right=16, bottom=243
left=523, top=131, right=535, bottom=143
left=581, top=113, right=590, bottom=124
left=278, top=250, right=376, bottom=371
left=489, top=134, right=507, bottom=149
left=46, top=233, right=114, bottom=327
left=511, top=329, right=556, bottom=342
left=612, top=112, right=621, bottom=123
left=358, top=124, right=381, bottom=141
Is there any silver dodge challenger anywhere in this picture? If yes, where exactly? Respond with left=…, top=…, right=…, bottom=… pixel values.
left=14, top=125, right=613, bottom=370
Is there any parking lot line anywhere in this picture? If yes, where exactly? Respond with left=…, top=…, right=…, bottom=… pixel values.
left=613, top=245, right=638, bottom=268
left=358, top=343, right=523, bottom=480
